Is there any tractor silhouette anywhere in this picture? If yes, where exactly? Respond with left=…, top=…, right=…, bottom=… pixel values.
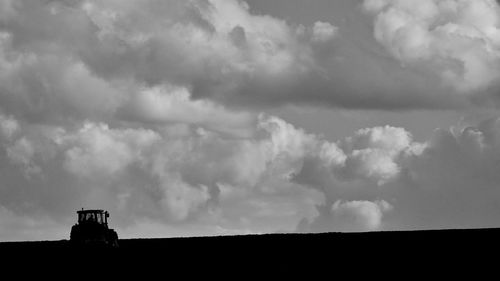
left=70, top=209, right=119, bottom=248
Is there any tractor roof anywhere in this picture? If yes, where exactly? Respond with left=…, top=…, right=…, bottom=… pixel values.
left=77, top=209, right=107, bottom=214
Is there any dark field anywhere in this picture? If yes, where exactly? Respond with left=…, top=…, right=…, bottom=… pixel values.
left=0, top=229, right=497, bottom=274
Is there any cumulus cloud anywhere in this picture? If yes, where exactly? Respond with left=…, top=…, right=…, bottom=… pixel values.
left=331, top=200, right=392, bottom=231
left=311, top=21, right=339, bottom=43
left=0, top=106, right=417, bottom=237
left=62, top=122, right=160, bottom=178
left=291, top=125, right=419, bottom=194
left=364, top=0, right=500, bottom=92
left=0, top=114, right=19, bottom=140
left=0, top=0, right=317, bottom=115
left=3, top=104, right=500, bottom=238
left=120, top=85, right=257, bottom=138
left=386, top=117, right=500, bottom=230
left=0, top=110, right=326, bottom=238
left=338, top=126, right=414, bottom=184
left=2, top=0, right=495, bottom=115
left=298, top=115, right=500, bottom=232
left=298, top=200, right=393, bottom=233
left=6, top=137, right=41, bottom=178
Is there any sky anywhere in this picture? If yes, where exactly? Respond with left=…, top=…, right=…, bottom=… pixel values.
left=2, top=0, right=500, bottom=241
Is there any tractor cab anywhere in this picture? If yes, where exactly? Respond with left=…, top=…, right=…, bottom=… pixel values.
left=77, top=209, right=109, bottom=226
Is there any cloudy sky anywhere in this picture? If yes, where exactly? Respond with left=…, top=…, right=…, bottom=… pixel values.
left=2, top=0, right=500, bottom=241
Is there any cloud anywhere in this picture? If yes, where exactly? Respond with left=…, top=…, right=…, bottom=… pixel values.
left=296, top=115, right=500, bottom=232
left=297, top=200, right=393, bottom=233
left=0, top=114, right=19, bottom=140
left=338, top=126, right=414, bottom=184
left=1, top=0, right=487, bottom=114
left=311, top=21, right=339, bottom=43
left=0, top=111, right=326, bottom=236
left=386, top=117, right=500, bottom=230
left=158, top=176, right=211, bottom=222
left=364, top=0, right=500, bottom=92
left=292, top=125, right=419, bottom=193
left=290, top=126, right=416, bottom=232
left=119, top=85, right=257, bottom=138
left=6, top=137, right=41, bottom=178
left=3, top=105, right=500, bottom=237
left=0, top=107, right=416, bottom=236
left=62, top=122, right=160, bottom=178
left=331, top=200, right=393, bottom=231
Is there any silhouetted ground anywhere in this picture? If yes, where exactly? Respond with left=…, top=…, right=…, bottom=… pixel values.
left=0, top=229, right=497, bottom=275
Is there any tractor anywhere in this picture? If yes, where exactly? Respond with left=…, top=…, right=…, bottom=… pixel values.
left=70, top=209, right=119, bottom=248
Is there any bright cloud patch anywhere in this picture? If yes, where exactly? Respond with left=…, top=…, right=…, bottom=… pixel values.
left=331, top=200, right=392, bottom=231
left=364, top=0, right=500, bottom=92
left=297, top=200, right=393, bottom=233
left=312, top=21, right=339, bottom=43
